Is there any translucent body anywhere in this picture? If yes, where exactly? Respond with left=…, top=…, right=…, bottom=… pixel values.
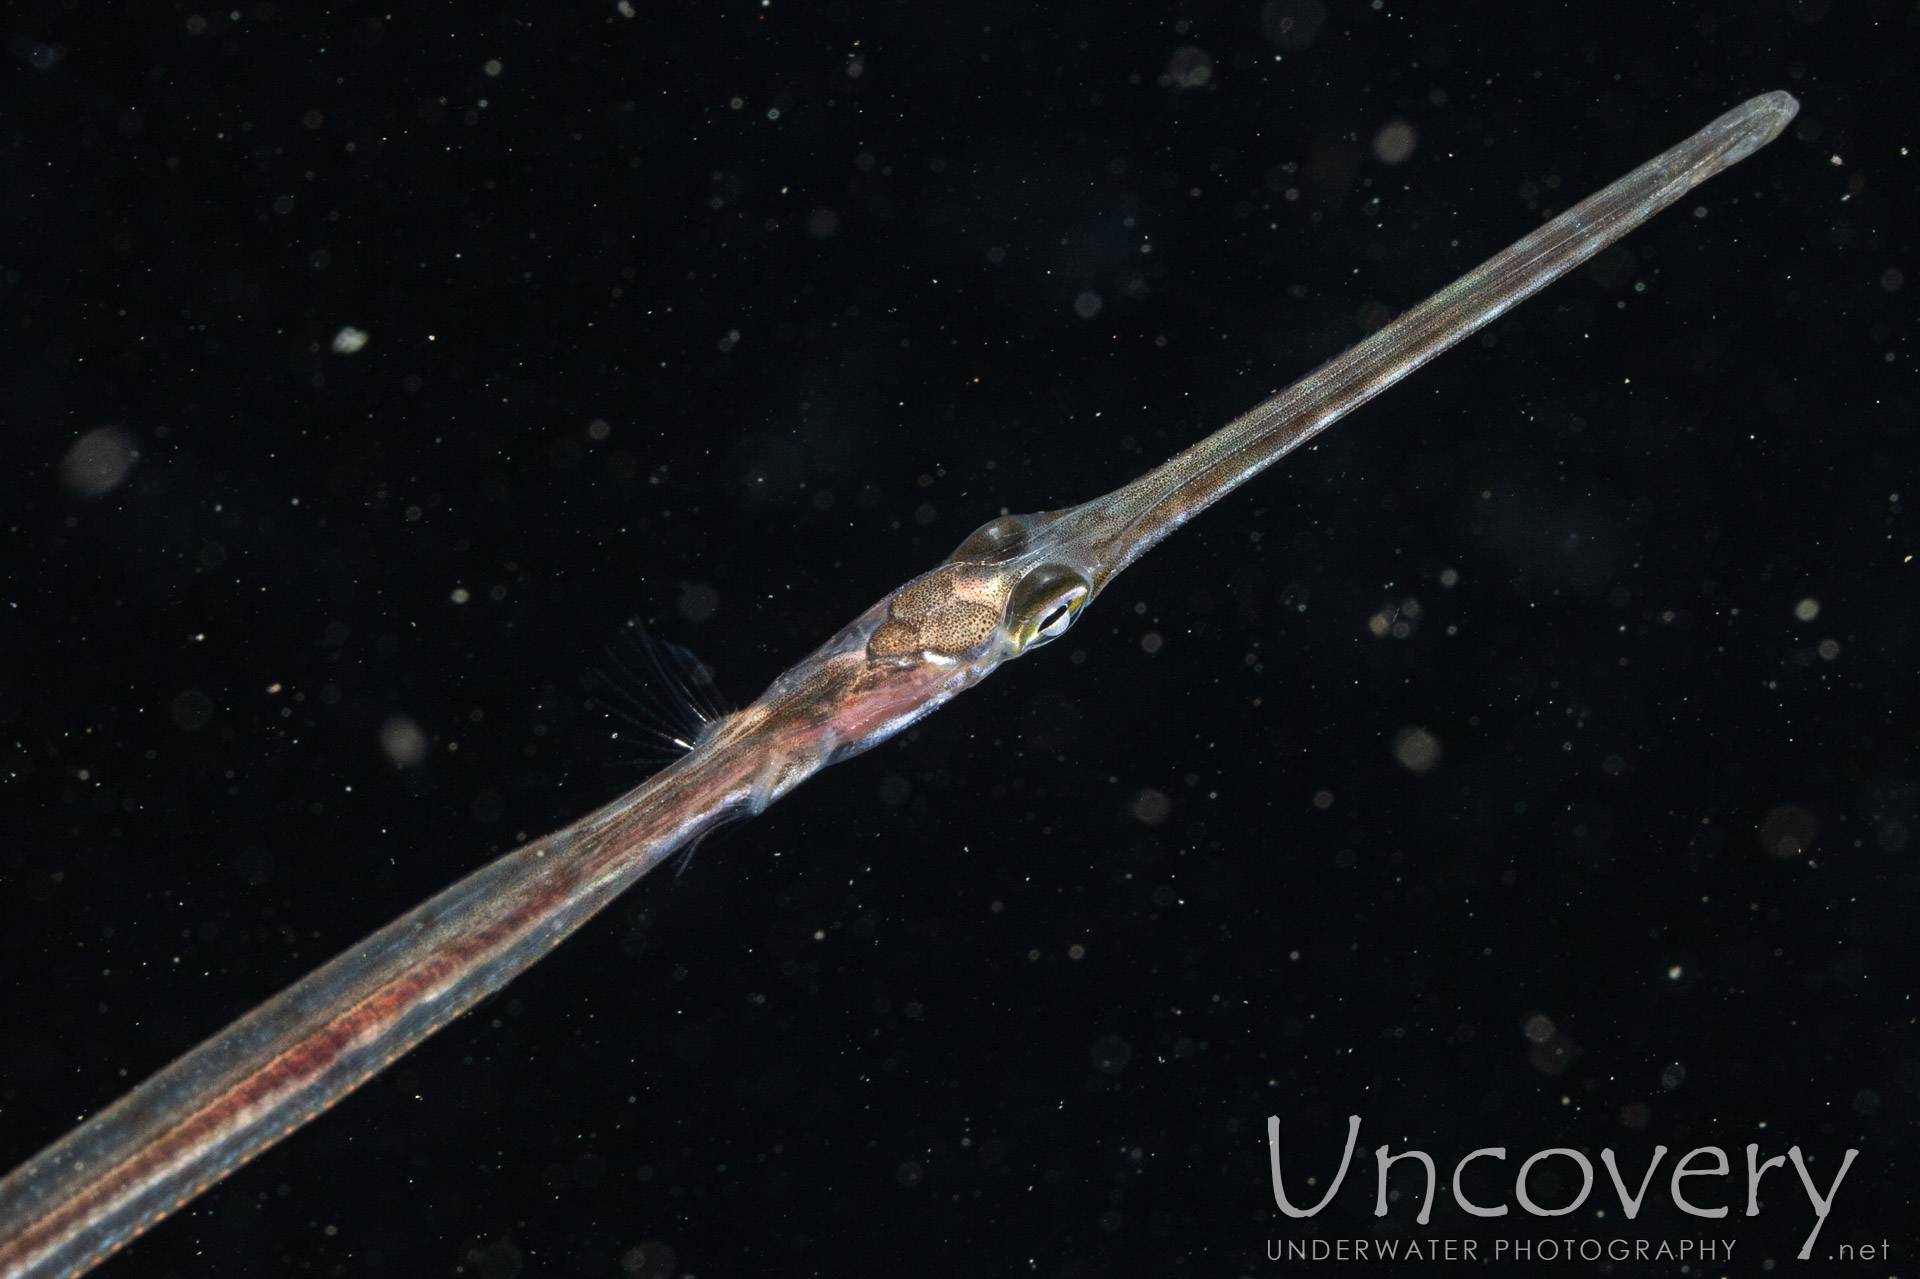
left=0, top=92, right=1796, bottom=1279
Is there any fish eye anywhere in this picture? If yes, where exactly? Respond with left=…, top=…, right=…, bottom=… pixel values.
left=1009, top=563, right=1089, bottom=652
left=948, top=514, right=1029, bottom=563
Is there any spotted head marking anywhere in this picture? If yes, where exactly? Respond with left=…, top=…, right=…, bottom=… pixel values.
left=866, top=566, right=1000, bottom=663
left=866, top=513, right=1092, bottom=666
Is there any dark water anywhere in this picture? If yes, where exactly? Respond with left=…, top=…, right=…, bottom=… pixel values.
left=2, top=3, right=1913, bottom=1274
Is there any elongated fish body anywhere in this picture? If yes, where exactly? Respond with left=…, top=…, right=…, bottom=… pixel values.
left=0, top=91, right=1798, bottom=1279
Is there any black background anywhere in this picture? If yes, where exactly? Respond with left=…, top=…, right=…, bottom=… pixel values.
left=2, top=1, right=1915, bottom=1275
